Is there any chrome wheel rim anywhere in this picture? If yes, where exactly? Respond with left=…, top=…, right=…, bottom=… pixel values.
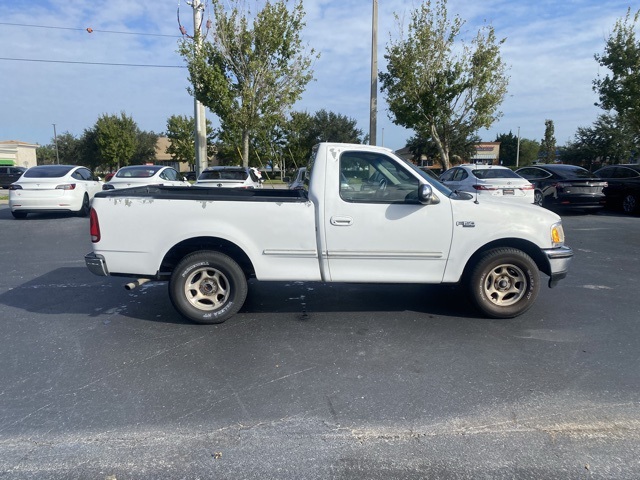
left=483, top=263, right=527, bottom=306
left=184, top=266, right=230, bottom=311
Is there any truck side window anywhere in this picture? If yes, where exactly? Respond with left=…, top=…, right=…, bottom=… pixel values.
left=339, top=152, right=419, bottom=203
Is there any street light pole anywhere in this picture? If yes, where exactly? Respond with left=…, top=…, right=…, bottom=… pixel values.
left=52, top=123, right=60, bottom=165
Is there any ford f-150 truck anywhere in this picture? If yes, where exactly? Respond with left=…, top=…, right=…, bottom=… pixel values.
left=85, top=143, right=573, bottom=324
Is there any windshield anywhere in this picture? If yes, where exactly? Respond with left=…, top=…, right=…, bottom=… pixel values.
left=24, top=165, right=74, bottom=178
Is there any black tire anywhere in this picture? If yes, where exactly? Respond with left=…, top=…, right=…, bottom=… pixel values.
left=77, top=194, right=90, bottom=217
left=169, top=251, right=247, bottom=324
left=533, top=190, right=544, bottom=207
left=468, top=248, right=540, bottom=319
left=11, top=210, right=28, bottom=219
left=622, top=193, right=638, bottom=214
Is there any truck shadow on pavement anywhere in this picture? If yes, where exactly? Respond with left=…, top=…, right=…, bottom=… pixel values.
left=0, top=267, right=480, bottom=324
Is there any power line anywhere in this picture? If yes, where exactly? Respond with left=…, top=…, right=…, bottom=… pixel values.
left=0, top=21, right=181, bottom=38
left=0, top=57, right=186, bottom=68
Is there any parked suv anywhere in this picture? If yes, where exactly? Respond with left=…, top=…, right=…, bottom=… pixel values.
left=0, top=166, right=27, bottom=188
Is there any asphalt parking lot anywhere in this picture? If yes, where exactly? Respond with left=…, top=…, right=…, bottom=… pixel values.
left=0, top=204, right=639, bottom=479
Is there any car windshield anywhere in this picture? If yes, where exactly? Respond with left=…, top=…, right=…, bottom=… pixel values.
left=200, top=170, right=247, bottom=181
left=473, top=169, right=521, bottom=179
left=116, top=167, right=161, bottom=178
left=24, top=165, right=74, bottom=178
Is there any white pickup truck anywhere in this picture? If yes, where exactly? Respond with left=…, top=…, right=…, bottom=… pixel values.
left=85, top=143, right=573, bottom=324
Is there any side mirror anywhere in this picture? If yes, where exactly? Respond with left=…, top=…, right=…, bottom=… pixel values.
left=418, top=183, right=435, bottom=205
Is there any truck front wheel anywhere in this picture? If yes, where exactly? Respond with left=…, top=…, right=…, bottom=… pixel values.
left=169, top=251, right=247, bottom=324
left=468, top=248, right=540, bottom=319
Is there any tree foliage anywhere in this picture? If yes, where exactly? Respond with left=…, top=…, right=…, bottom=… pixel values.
left=406, top=131, right=479, bottom=169
left=165, top=114, right=216, bottom=169
left=561, top=114, right=636, bottom=169
left=540, top=119, right=556, bottom=163
left=179, top=0, right=318, bottom=167
left=517, top=139, right=540, bottom=166
left=94, top=112, right=138, bottom=170
left=281, top=109, right=364, bottom=166
left=593, top=8, right=640, bottom=137
left=379, top=0, right=509, bottom=170
left=132, top=130, right=160, bottom=165
left=495, top=131, right=518, bottom=166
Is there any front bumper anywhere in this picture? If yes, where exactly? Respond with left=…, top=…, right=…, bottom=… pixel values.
left=85, top=252, right=109, bottom=276
left=543, top=245, right=574, bottom=287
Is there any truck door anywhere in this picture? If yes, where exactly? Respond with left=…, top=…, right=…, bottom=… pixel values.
left=321, top=149, right=453, bottom=283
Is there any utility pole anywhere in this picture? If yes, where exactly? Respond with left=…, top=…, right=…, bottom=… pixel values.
left=189, top=0, right=208, bottom=175
left=369, top=0, right=378, bottom=146
left=516, top=126, right=521, bottom=167
left=52, top=123, right=60, bottom=165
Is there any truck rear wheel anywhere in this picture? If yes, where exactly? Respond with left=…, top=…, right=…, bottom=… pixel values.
left=468, top=248, right=539, bottom=319
left=169, top=251, right=247, bottom=324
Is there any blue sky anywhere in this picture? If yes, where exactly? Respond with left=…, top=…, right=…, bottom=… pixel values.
left=0, top=0, right=635, bottom=152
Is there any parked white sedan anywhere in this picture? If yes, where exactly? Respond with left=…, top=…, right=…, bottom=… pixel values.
left=9, top=165, right=103, bottom=219
left=103, top=165, right=190, bottom=190
left=193, top=166, right=263, bottom=189
left=439, top=164, right=534, bottom=204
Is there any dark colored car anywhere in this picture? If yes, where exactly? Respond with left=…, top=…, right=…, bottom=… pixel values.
left=0, top=166, right=27, bottom=188
left=593, top=164, right=640, bottom=214
left=515, top=164, right=607, bottom=211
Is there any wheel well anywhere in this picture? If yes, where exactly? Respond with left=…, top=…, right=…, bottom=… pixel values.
left=159, top=237, right=255, bottom=280
left=463, top=238, right=551, bottom=279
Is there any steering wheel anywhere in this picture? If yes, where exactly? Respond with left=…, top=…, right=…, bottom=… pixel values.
left=378, top=178, right=387, bottom=192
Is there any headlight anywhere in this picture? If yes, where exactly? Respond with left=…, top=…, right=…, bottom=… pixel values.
left=551, top=222, right=565, bottom=247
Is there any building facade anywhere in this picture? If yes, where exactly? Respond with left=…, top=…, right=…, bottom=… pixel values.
left=0, top=141, right=38, bottom=168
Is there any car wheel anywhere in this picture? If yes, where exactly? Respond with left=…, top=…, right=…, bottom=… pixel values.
left=468, top=248, right=540, bottom=319
left=76, top=194, right=90, bottom=217
left=622, top=193, right=638, bottom=214
left=533, top=190, right=544, bottom=207
left=169, top=251, right=247, bottom=324
left=11, top=210, right=28, bottom=219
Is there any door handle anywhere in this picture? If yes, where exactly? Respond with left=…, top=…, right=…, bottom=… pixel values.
left=330, top=216, right=353, bottom=226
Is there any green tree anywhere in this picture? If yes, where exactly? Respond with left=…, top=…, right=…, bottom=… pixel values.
left=132, top=130, right=159, bottom=165
left=281, top=109, right=364, bottom=168
left=593, top=8, right=640, bottom=137
left=540, top=119, right=556, bottom=163
left=54, top=132, right=81, bottom=165
left=561, top=114, right=636, bottom=169
left=379, top=0, right=509, bottom=170
left=495, top=131, right=518, bottom=166
left=36, top=145, right=57, bottom=165
left=406, top=131, right=479, bottom=168
left=179, top=0, right=318, bottom=167
left=78, top=127, right=103, bottom=173
left=94, top=112, right=138, bottom=170
left=165, top=115, right=216, bottom=170
left=517, top=139, right=540, bottom=166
